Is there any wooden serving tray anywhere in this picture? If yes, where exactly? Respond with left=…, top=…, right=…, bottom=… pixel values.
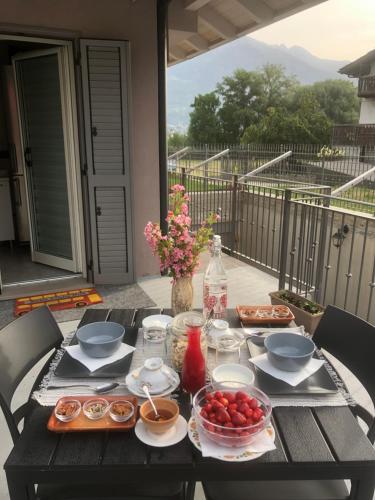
left=47, top=395, right=138, bottom=433
left=236, top=305, right=294, bottom=325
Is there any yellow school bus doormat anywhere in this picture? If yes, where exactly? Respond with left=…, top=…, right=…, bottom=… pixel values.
left=15, top=288, right=103, bottom=316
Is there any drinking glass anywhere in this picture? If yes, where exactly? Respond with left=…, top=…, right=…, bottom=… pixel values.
left=215, top=334, right=241, bottom=366
left=143, top=324, right=168, bottom=361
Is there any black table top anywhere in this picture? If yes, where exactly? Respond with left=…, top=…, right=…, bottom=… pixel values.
left=5, top=308, right=375, bottom=488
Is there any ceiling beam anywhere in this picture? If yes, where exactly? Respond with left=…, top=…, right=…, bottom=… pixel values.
left=184, top=0, right=212, bottom=10
left=169, top=45, right=188, bottom=60
left=185, top=34, right=209, bottom=51
left=198, top=5, right=237, bottom=39
left=169, top=0, right=198, bottom=33
left=234, top=0, right=274, bottom=23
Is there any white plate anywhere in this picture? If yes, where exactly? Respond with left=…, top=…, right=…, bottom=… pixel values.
left=135, top=415, right=188, bottom=447
left=188, top=417, right=275, bottom=462
left=125, top=366, right=180, bottom=398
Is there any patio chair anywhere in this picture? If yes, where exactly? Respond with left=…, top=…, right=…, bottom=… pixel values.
left=202, top=305, right=375, bottom=500
left=0, top=306, right=185, bottom=500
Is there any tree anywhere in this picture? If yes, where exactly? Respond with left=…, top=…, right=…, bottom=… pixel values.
left=242, top=90, right=332, bottom=144
left=258, top=64, right=298, bottom=111
left=310, top=79, right=359, bottom=124
left=168, top=131, right=187, bottom=149
left=216, top=69, right=264, bottom=143
left=187, top=66, right=350, bottom=145
left=188, top=92, right=221, bottom=144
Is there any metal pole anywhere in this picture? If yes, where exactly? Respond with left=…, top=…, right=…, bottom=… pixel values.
left=157, top=0, right=170, bottom=235
left=230, top=174, right=238, bottom=255
left=314, top=188, right=331, bottom=304
left=167, top=146, right=190, bottom=160
left=278, top=189, right=292, bottom=290
left=332, top=164, right=375, bottom=196
left=187, top=149, right=230, bottom=173
left=239, top=151, right=292, bottom=181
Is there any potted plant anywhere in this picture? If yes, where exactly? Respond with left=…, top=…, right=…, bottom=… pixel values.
left=144, top=184, right=219, bottom=315
left=269, top=290, right=325, bottom=335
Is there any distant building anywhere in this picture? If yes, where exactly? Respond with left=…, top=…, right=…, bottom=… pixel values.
left=333, top=50, right=375, bottom=146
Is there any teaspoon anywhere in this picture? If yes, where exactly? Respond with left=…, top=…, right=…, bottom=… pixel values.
left=142, top=384, right=161, bottom=421
left=47, top=382, right=125, bottom=394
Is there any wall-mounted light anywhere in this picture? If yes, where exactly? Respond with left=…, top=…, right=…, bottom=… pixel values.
left=332, top=224, right=349, bottom=248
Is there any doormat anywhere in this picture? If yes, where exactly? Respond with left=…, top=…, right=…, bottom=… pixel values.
left=14, top=288, right=103, bottom=317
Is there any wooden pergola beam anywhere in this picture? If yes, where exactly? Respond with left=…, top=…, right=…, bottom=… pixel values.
left=234, top=0, right=273, bottom=23
left=198, top=5, right=237, bottom=39
left=184, top=0, right=212, bottom=11
left=185, top=34, right=209, bottom=51
left=169, top=45, right=188, bottom=60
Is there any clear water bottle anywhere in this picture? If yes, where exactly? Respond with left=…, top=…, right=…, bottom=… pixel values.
left=203, top=235, right=228, bottom=319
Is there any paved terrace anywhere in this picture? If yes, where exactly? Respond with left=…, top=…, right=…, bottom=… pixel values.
left=0, top=254, right=373, bottom=499
left=138, top=251, right=279, bottom=310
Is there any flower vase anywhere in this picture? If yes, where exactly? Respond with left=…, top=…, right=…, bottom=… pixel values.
left=172, top=276, right=193, bottom=316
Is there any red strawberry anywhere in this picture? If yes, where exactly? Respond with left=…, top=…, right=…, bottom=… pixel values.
left=238, top=402, right=250, bottom=415
left=204, top=403, right=213, bottom=413
left=212, top=400, right=224, bottom=411
left=231, top=412, right=247, bottom=427
left=249, top=398, right=258, bottom=409
left=235, top=391, right=248, bottom=401
left=219, top=397, right=229, bottom=407
left=223, top=392, right=236, bottom=404
left=216, top=408, right=231, bottom=424
left=245, top=408, right=254, bottom=418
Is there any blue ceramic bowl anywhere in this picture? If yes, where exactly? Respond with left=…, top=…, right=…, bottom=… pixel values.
left=76, top=322, right=125, bottom=358
left=264, top=332, right=315, bottom=372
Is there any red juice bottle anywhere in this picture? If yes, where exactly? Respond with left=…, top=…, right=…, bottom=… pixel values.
left=181, top=319, right=206, bottom=394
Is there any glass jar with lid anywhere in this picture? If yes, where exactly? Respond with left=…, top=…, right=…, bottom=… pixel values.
left=166, top=311, right=208, bottom=372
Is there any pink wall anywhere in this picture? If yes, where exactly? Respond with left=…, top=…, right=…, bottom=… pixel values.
left=0, top=0, right=160, bottom=278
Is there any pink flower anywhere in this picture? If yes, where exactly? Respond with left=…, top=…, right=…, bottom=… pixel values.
left=181, top=203, right=188, bottom=215
left=170, top=184, right=185, bottom=193
left=144, top=184, right=217, bottom=279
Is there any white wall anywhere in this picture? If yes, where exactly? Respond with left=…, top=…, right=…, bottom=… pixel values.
left=0, top=0, right=161, bottom=278
left=359, top=99, right=375, bottom=124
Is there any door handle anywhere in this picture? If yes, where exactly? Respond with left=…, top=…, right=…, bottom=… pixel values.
left=24, top=147, right=32, bottom=168
left=96, top=206, right=102, bottom=216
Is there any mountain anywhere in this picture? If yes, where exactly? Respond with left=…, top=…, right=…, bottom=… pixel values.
left=167, top=37, right=350, bottom=130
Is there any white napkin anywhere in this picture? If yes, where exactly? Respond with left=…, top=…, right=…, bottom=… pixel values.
left=243, top=326, right=305, bottom=336
left=249, top=353, right=325, bottom=387
left=64, top=343, right=136, bottom=372
left=196, top=422, right=276, bottom=458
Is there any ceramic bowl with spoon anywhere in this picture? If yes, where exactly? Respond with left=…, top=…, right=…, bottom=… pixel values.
left=139, top=398, right=179, bottom=434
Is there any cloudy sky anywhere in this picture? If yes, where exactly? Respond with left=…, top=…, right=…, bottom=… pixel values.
left=251, top=0, right=374, bottom=61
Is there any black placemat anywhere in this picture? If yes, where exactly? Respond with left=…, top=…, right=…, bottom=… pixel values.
left=54, top=326, right=139, bottom=378
left=247, top=338, right=338, bottom=395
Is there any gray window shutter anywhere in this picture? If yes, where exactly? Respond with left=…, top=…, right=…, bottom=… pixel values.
left=80, top=39, right=133, bottom=284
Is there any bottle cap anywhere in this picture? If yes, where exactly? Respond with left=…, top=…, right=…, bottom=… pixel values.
left=213, top=235, right=221, bottom=248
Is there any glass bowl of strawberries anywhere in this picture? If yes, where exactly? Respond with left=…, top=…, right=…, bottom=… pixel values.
left=193, top=382, right=272, bottom=448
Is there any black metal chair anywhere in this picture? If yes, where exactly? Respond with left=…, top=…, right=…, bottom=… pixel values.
left=0, top=306, right=185, bottom=500
left=202, top=305, right=375, bottom=500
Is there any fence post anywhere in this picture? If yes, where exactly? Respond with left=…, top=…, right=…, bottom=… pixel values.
left=229, top=174, right=238, bottom=255
left=313, top=187, right=331, bottom=304
left=279, top=189, right=292, bottom=290
left=181, top=166, right=186, bottom=188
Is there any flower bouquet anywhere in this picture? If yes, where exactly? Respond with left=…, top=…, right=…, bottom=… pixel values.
left=144, top=184, right=219, bottom=314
